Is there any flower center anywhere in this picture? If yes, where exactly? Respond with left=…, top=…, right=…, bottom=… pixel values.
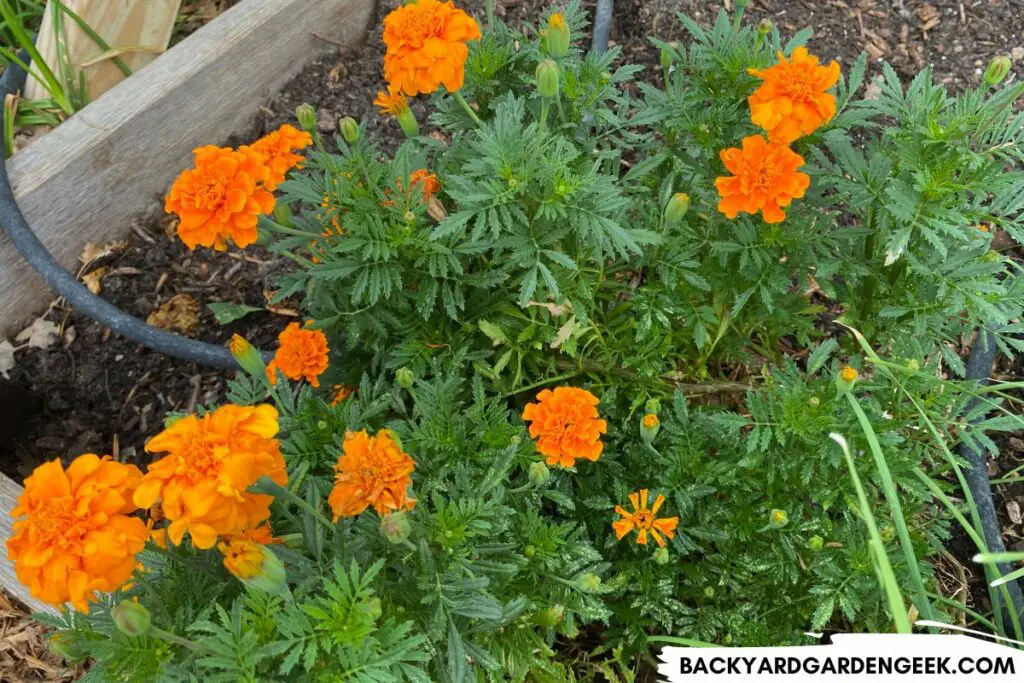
left=779, top=69, right=815, bottom=100
left=186, top=169, right=228, bottom=210
left=32, top=499, right=80, bottom=545
left=634, top=510, right=654, bottom=529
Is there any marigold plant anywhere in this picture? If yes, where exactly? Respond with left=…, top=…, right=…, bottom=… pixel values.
left=165, top=145, right=275, bottom=250
left=6, top=455, right=147, bottom=611
left=133, top=404, right=287, bottom=548
left=521, top=387, right=607, bottom=468
left=381, top=0, right=481, bottom=95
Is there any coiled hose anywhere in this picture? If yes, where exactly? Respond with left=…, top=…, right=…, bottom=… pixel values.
left=0, top=58, right=245, bottom=369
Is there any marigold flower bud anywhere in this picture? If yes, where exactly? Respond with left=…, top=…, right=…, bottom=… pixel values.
left=578, top=573, right=602, bottom=592
left=536, top=60, right=560, bottom=98
left=984, top=56, right=1012, bottom=86
left=113, top=601, right=152, bottom=637
left=396, top=107, right=420, bottom=138
left=808, top=396, right=820, bottom=408
left=47, top=633, right=79, bottom=661
left=880, top=525, right=896, bottom=543
left=396, top=366, right=415, bottom=389
left=535, top=604, right=565, bottom=627
left=808, top=535, right=824, bottom=552
left=664, top=192, right=690, bottom=226
left=836, top=365, right=858, bottom=394
left=296, top=104, right=317, bottom=132
left=380, top=511, right=412, bottom=544
left=660, top=42, right=676, bottom=70
left=703, top=586, right=716, bottom=598
left=544, top=13, right=570, bottom=58
left=653, top=547, right=671, bottom=565
left=528, top=461, right=552, bottom=487
left=229, top=334, right=266, bottom=378
left=768, top=508, right=788, bottom=529
left=339, top=116, right=360, bottom=143
left=359, top=596, right=383, bottom=621
left=640, top=413, right=661, bottom=443
left=756, top=18, right=773, bottom=36
left=907, top=359, right=921, bottom=372
left=524, top=544, right=537, bottom=557
left=645, top=398, right=661, bottom=415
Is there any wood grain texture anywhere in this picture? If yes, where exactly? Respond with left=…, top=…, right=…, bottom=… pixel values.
left=25, top=0, right=183, bottom=102
left=0, top=0, right=375, bottom=339
left=0, top=473, right=59, bottom=615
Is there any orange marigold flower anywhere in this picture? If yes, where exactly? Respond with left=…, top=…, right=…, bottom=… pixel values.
left=409, top=169, right=440, bottom=201
left=248, top=124, right=313, bottom=191
left=382, top=0, right=482, bottom=96
left=328, top=430, right=416, bottom=520
left=165, top=145, right=276, bottom=251
left=331, top=385, right=355, bottom=406
left=374, top=90, right=411, bottom=116
left=642, top=413, right=659, bottom=429
left=218, top=536, right=265, bottom=579
left=748, top=46, right=841, bottom=144
left=715, top=134, right=810, bottom=224
left=521, top=387, right=607, bottom=468
left=133, top=404, right=287, bottom=550
left=7, top=455, right=148, bottom=611
left=265, top=322, right=330, bottom=387
left=612, top=489, right=679, bottom=548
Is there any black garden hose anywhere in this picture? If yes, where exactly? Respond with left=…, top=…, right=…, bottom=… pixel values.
left=0, top=58, right=247, bottom=370
left=591, top=0, right=613, bottom=54
left=959, top=330, right=1024, bottom=625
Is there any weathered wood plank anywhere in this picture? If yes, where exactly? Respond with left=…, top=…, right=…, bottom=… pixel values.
left=0, top=0, right=375, bottom=339
left=0, top=472, right=59, bottom=615
left=25, top=0, right=183, bottom=102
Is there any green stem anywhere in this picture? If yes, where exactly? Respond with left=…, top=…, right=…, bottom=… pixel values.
left=452, top=90, right=483, bottom=127
left=150, top=626, right=217, bottom=654
left=500, top=370, right=586, bottom=399
left=858, top=205, right=878, bottom=325
left=256, top=478, right=336, bottom=531
left=484, top=0, right=495, bottom=29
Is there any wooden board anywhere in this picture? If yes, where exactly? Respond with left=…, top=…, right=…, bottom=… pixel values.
left=24, top=0, right=183, bottom=102
left=0, top=0, right=375, bottom=339
left=0, top=472, right=59, bottom=615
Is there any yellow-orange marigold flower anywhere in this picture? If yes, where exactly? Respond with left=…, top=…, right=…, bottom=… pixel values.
left=715, top=134, right=810, bottom=224
left=7, top=455, right=148, bottom=611
left=521, top=387, right=607, bottom=468
left=133, top=404, right=287, bottom=550
left=328, top=430, right=416, bottom=520
left=612, top=489, right=679, bottom=548
left=165, top=145, right=276, bottom=251
left=642, top=413, right=659, bottom=429
left=265, top=322, right=330, bottom=387
left=382, top=0, right=482, bottom=96
left=248, top=124, right=313, bottom=191
left=374, top=90, right=411, bottom=116
left=409, top=169, right=440, bottom=200
left=218, top=536, right=265, bottom=579
left=840, top=366, right=858, bottom=382
left=748, top=46, right=841, bottom=144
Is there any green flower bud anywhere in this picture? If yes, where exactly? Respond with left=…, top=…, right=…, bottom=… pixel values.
left=47, top=632, right=79, bottom=661
left=396, top=367, right=415, bottom=389
left=768, top=508, right=789, bottom=529
left=982, top=249, right=1001, bottom=263
left=659, top=43, right=676, bottom=70
left=339, top=116, right=360, bottom=143
left=664, top=192, right=690, bottom=226
left=653, top=547, right=671, bottom=565
left=528, top=461, right=552, bottom=487
left=808, top=535, right=824, bottom=552
left=396, top=107, right=420, bottom=138
left=359, top=596, right=383, bottom=621
left=578, top=573, right=602, bottom=592
left=835, top=365, right=858, bottom=394
left=984, top=56, right=1012, bottom=86
left=880, top=525, right=896, bottom=543
left=524, top=544, right=537, bottom=557
left=317, top=420, right=329, bottom=430
left=112, top=601, right=152, bottom=638
left=703, top=586, right=715, bottom=598
left=645, top=397, right=662, bottom=415
left=228, top=334, right=266, bottom=379
left=907, top=359, right=921, bottom=372
left=536, top=60, right=560, bottom=99
left=544, top=13, right=570, bottom=58
left=403, top=210, right=416, bottom=223
left=245, top=546, right=289, bottom=596
left=641, top=413, right=661, bottom=444
left=808, top=396, right=821, bottom=408
left=296, top=104, right=317, bottom=132
left=380, top=511, right=412, bottom=544
left=757, top=18, right=773, bottom=36
left=724, top=634, right=733, bottom=645
left=535, top=604, right=565, bottom=627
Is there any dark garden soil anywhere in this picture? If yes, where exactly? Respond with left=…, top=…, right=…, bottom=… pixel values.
left=2, top=0, right=1024, bottom=666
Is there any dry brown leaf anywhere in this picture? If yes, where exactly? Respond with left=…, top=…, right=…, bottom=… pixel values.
left=15, top=317, right=59, bottom=349
left=550, top=317, right=579, bottom=349
left=79, top=240, right=126, bottom=265
left=266, top=304, right=301, bottom=317
left=162, top=215, right=181, bottom=240
left=527, top=300, right=573, bottom=316
left=1009, top=500, right=1022, bottom=525
left=106, top=267, right=143, bottom=277
left=82, top=266, right=107, bottom=294
left=147, top=294, right=201, bottom=335
left=427, top=196, right=448, bottom=222
left=863, top=75, right=884, bottom=100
